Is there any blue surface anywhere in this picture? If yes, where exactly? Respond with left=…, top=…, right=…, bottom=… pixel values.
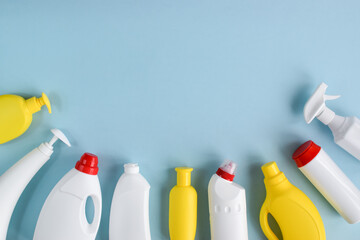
left=1, top=0, right=360, bottom=239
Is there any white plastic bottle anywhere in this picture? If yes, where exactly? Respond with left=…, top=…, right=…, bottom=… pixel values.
left=292, top=140, right=360, bottom=224
left=109, top=163, right=151, bottom=240
left=304, top=82, right=360, bottom=160
left=33, top=152, right=102, bottom=240
left=0, top=129, right=71, bottom=240
left=208, top=161, right=248, bottom=240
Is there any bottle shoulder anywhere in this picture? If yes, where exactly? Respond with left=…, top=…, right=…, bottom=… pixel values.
left=209, top=174, right=245, bottom=200
left=53, top=169, right=101, bottom=199
left=332, top=116, right=360, bottom=139
left=114, top=173, right=150, bottom=192
left=170, top=184, right=197, bottom=196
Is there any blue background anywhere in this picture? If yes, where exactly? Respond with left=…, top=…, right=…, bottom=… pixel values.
left=1, top=0, right=360, bottom=239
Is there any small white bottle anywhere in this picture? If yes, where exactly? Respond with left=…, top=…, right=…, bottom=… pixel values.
left=208, top=161, right=248, bottom=240
left=292, top=140, right=360, bottom=224
left=304, top=82, right=360, bottom=160
left=0, top=129, right=71, bottom=240
left=33, top=153, right=102, bottom=240
left=109, top=163, right=151, bottom=240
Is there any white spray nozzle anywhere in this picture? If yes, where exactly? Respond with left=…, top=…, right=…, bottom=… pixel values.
left=304, top=82, right=341, bottom=125
left=48, top=129, right=71, bottom=147
left=219, top=160, right=237, bottom=175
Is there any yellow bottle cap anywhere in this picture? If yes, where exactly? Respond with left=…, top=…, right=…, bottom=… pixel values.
left=26, top=93, right=52, bottom=114
left=175, top=167, right=193, bottom=186
left=262, top=161, right=281, bottom=179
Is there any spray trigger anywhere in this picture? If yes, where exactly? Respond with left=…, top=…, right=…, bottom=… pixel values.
left=304, top=82, right=341, bottom=124
left=324, top=94, right=341, bottom=101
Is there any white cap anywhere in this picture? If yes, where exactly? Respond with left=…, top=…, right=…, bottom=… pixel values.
left=124, top=163, right=139, bottom=174
left=304, top=82, right=341, bottom=125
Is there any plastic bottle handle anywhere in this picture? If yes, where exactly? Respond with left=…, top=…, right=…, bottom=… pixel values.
left=260, top=205, right=279, bottom=240
left=80, top=194, right=102, bottom=235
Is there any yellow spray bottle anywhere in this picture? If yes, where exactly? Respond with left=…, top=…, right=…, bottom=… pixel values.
left=0, top=93, right=51, bottom=144
left=260, top=161, right=326, bottom=240
left=169, top=167, right=197, bottom=240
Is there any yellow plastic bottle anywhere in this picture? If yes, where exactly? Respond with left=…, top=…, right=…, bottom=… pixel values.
left=260, top=161, right=326, bottom=240
left=169, top=167, right=197, bottom=240
left=0, top=93, right=51, bottom=144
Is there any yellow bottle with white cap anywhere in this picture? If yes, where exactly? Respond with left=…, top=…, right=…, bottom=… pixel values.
left=169, top=167, right=197, bottom=240
left=0, top=93, right=51, bottom=144
left=260, top=161, right=326, bottom=240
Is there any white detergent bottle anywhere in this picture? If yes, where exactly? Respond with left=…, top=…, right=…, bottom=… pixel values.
left=208, top=161, right=248, bottom=240
left=0, top=128, right=71, bottom=240
left=33, top=152, right=102, bottom=240
left=109, top=163, right=151, bottom=240
left=304, top=82, right=360, bottom=160
left=293, top=140, right=360, bottom=224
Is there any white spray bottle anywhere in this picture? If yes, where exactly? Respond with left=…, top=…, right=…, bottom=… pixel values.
left=304, top=82, right=360, bottom=160
left=33, top=152, right=102, bottom=240
left=0, top=129, right=71, bottom=240
left=208, top=161, right=248, bottom=240
left=109, top=163, right=151, bottom=240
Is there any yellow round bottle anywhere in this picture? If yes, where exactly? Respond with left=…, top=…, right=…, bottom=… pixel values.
left=169, top=167, right=197, bottom=240
left=260, top=161, right=326, bottom=240
left=0, top=93, right=51, bottom=144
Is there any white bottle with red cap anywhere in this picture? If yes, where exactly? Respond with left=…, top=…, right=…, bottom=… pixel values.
left=293, top=141, right=360, bottom=224
left=33, top=153, right=102, bottom=240
left=208, top=161, right=248, bottom=240
left=304, top=82, right=360, bottom=160
left=109, top=163, right=151, bottom=240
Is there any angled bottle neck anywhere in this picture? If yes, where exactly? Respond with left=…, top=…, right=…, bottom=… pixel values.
left=262, top=162, right=292, bottom=193
left=25, top=97, right=42, bottom=114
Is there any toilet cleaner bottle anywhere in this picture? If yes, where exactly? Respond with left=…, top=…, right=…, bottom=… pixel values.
left=0, top=93, right=51, bottom=144
left=208, top=161, right=248, bottom=240
left=33, top=153, right=102, bottom=240
left=260, top=161, right=326, bottom=240
left=109, top=163, right=151, bottom=240
left=293, top=140, right=360, bottom=224
left=304, top=82, right=360, bottom=160
left=169, top=167, right=197, bottom=240
left=0, top=129, right=70, bottom=240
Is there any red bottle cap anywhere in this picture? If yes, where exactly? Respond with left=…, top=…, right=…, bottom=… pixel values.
left=216, top=168, right=235, bottom=181
left=75, top=152, right=99, bottom=175
left=292, top=140, right=321, bottom=168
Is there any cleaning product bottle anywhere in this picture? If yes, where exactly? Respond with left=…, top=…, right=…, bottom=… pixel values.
left=109, top=163, right=151, bottom=240
left=0, top=128, right=70, bottom=240
left=169, top=167, right=197, bottom=240
left=293, top=140, right=360, bottom=224
left=208, top=160, right=248, bottom=240
left=260, top=161, right=326, bottom=240
left=304, top=82, right=360, bottom=160
left=0, top=93, right=51, bottom=144
left=33, top=153, right=102, bottom=240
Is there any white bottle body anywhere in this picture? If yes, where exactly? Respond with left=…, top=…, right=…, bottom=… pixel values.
left=299, top=149, right=360, bottom=224
left=329, top=116, right=360, bottom=160
left=109, top=164, right=151, bottom=240
left=208, top=174, right=248, bottom=240
left=0, top=143, right=53, bottom=240
left=34, top=168, right=102, bottom=240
